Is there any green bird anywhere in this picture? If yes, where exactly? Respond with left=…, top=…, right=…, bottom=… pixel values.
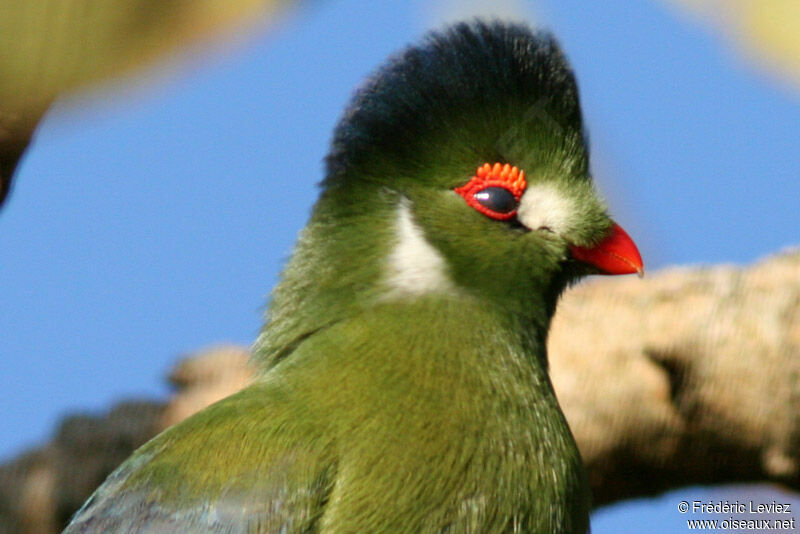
left=65, top=21, right=643, bottom=533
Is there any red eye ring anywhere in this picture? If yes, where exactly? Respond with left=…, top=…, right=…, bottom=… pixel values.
left=455, top=163, right=527, bottom=221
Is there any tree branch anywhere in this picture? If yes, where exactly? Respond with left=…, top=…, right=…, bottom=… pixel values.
left=551, top=249, right=800, bottom=505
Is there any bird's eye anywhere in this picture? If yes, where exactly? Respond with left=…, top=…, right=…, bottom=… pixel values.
left=474, top=187, right=518, bottom=214
left=454, top=162, right=527, bottom=221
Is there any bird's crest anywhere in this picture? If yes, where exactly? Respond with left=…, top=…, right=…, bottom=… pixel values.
left=324, top=20, right=582, bottom=187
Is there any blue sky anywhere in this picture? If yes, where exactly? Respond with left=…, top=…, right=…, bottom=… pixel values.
left=1, top=0, right=798, bottom=531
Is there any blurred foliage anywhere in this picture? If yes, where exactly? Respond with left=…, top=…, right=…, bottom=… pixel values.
left=0, top=0, right=297, bottom=207
left=668, top=0, right=800, bottom=91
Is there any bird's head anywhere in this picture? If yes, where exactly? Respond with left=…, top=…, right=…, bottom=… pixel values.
left=322, top=21, right=641, bottom=315
left=258, top=21, right=642, bottom=365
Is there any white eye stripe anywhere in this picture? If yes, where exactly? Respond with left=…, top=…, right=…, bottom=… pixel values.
left=516, top=184, right=578, bottom=235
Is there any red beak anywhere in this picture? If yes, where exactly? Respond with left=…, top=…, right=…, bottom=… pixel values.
left=569, top=222, right=644, bottom=276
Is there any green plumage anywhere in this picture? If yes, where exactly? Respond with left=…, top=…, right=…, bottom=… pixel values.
left=64, top=20, right=620, bottom=533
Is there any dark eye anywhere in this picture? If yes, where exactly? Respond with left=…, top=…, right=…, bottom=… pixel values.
left=474, top=187, right=518, bottom=214
left=454, top=163, right=527, bottom=221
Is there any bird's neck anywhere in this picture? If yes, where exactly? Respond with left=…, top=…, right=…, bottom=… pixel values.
left=254, top=184, right=557, bottom=370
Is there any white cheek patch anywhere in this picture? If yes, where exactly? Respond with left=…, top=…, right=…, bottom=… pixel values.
left=516, top=183, right=578, bottom=235
left=384, top=199, right=455, bottom=296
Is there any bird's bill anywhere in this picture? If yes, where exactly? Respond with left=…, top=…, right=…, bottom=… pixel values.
left=569, top=222, right=644, bottom=276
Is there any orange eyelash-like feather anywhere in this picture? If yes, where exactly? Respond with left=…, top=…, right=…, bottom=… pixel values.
left=455, top=163, right=527, bottom=220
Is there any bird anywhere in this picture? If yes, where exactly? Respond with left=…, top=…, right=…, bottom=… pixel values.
left=64, top=20, right=643, bottom=533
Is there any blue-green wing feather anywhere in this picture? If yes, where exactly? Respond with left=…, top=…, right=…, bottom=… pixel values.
left=64, top=381, right=336, bottom=533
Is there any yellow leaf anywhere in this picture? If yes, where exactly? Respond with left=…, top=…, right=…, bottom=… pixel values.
left=0, top=0, right=297, bottom=207
left=666, top=0, right=800, bottom=91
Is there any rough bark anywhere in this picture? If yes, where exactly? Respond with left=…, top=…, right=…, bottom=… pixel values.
left=1, top=251, right=798, bottom=532
left=550, top=248, right=800, bottom=505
